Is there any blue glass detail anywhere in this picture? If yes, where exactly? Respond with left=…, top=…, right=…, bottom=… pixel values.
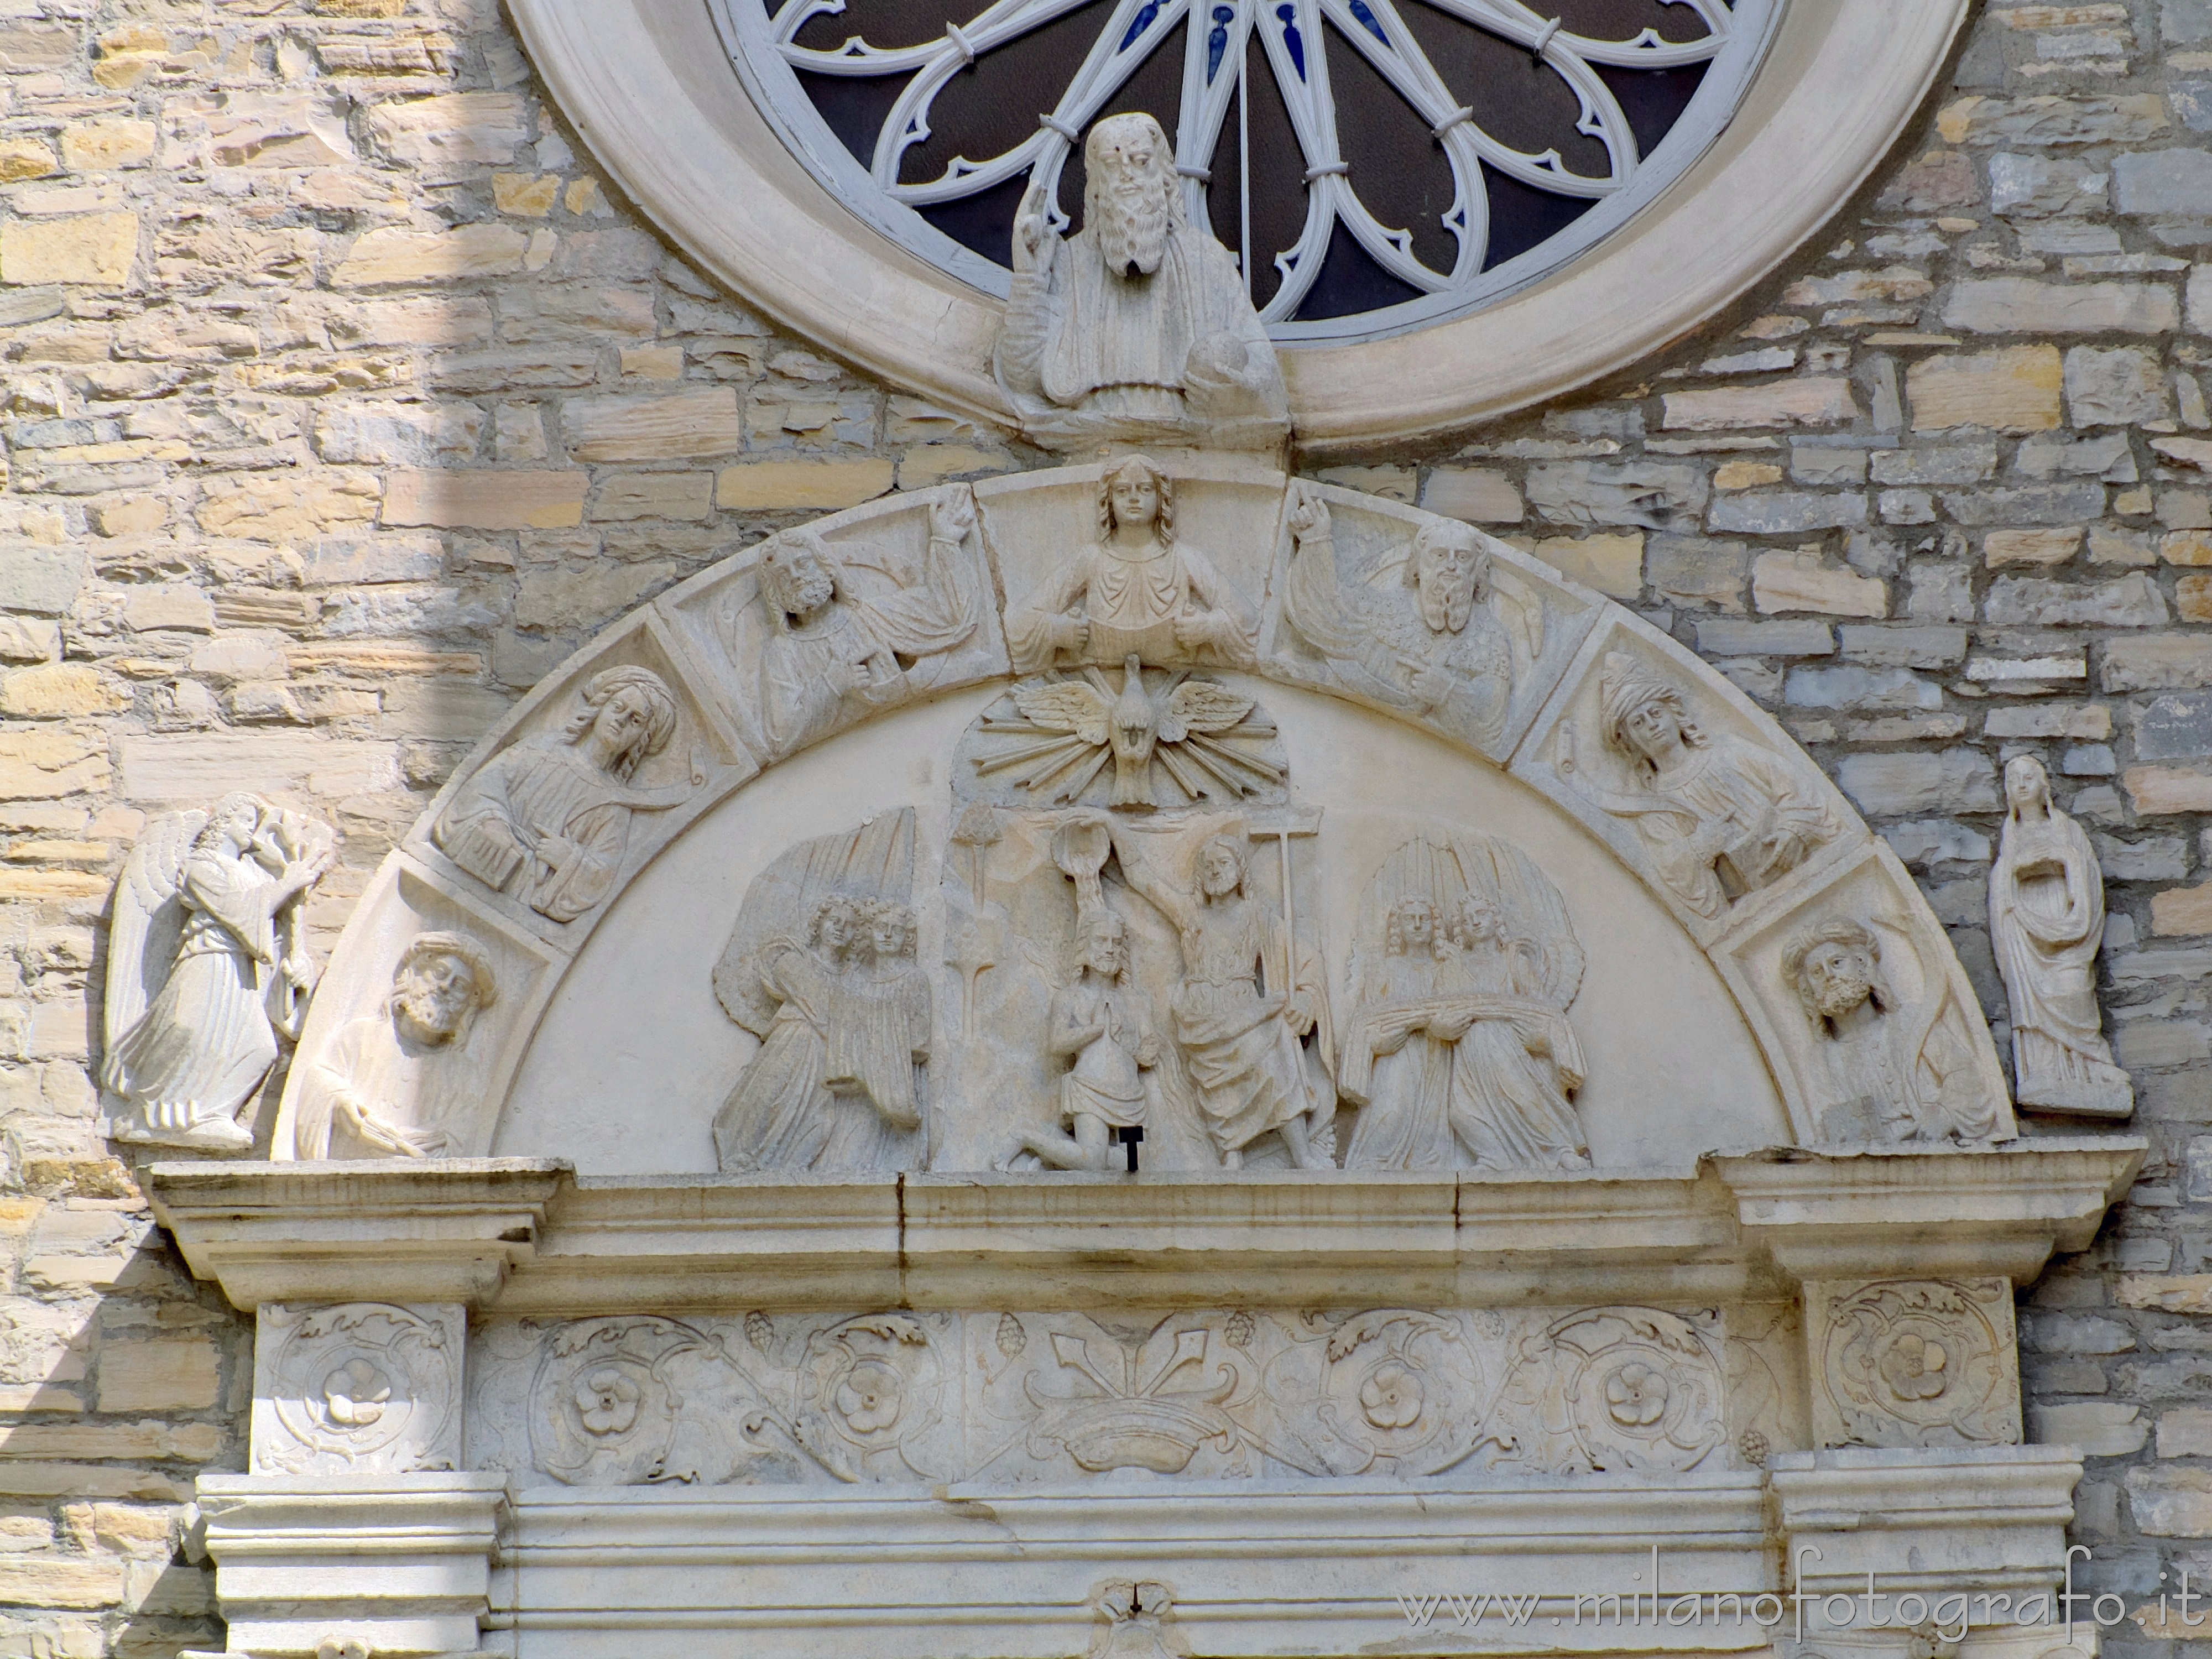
left=1119, top=0, right=1160, bottom=50
left=1348, top=0, right=1386, bottom=44
left=1276, top=2, right=1305, bottom=78
left=1206, top=4, right=1234, bottom=81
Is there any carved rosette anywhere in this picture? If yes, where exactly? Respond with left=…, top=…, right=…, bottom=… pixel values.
left=253, top=1302, right=461, bottom=1475
left=1316, top=1311, right=1491, bottom=1475
left=1545, top=1307, right=1728, bottom=1474
left=792, top=1313, right=949, bottom=1481
left=1808, top=1278, right=2022, bottom=1450
left=530, top=1316, right=714, bottom=1485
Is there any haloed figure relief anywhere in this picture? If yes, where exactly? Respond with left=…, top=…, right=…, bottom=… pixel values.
left=294, top=932, right=498, bottom=1160
left=435, top=665, right=697, bottom=924
left=1989, top=755, right=2132, bottom=1118
left=1340, top=834, right=1589, bottom=1173
left=104, top=794, right=335, bottom=1151
left=1559, top=653, right=1834, bottom=922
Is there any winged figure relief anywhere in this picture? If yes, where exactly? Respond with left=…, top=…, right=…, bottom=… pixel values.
left=975, top=657, right=1281, bottom=810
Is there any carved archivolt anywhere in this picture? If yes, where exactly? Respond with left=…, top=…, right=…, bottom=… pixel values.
left=269, top=460, right=2018, bottom=1170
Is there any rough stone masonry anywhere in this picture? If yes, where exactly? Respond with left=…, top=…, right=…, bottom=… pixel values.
left=3, top=0, right=2212, bottom=1652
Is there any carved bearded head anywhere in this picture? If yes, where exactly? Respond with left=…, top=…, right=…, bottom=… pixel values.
left=1076, top=907, right=1129, bottom=982
left=1783, top=915, right=1892, bottom=1032
left=1408, top=521, right=1486, bottom=635
left=390, top=932, right=496, bottom=1048
left=1084, top=112, right=1182, bottom=279
left=759, top=531, right=839, bottom=624
left=1196, top=834, right=1247, bottom=901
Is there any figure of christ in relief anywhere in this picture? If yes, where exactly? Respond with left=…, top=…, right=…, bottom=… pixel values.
left=1106, top=822, right=1333, bottom=1168
left=435, top=666, right=695, bottom=924
left=712, top=895, right=928, bottom=1174
left=293, top=932, right=497, bottom=1160
left=1340, top=893, right=1589, bottom=1173
left=1783, top=914, right=2002, bottom=1146
left=1560, top=653, right=1834, bottom=922
left=1006, top=456, right=1258, bottom=674
left=1008, top=906, right=1162, bottom=1171
left=750, top=491, right=983, bottom=755
left=1279, top=488, right=1519, bottom=753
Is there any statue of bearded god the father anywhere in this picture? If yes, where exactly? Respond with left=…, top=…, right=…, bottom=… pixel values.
left=995, top=112, right=1288, bottom=450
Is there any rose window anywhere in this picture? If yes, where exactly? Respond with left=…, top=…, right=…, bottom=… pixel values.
left=714, top=0, right=1773, bottom=341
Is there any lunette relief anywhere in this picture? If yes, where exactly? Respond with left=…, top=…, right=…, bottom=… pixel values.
left=103, top=794, right=335, bottom=1151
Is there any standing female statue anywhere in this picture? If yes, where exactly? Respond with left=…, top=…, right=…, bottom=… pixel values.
left=1989, top=756, right=2133, bottom=1117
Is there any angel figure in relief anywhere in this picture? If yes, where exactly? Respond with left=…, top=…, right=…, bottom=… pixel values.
left=1278, top=486, right=1541, bottom=755
left=1339, top=833, right=1589, bottom=1173
left=435, top=665, right=697, bottom=924
left=1558, top=653, right=1835, bottom=922
left=103, top=794, right=336, bottom=1151
left=1006, top=456, right=1257, bottom=674
left=711, top=810, right=930, bottom=1173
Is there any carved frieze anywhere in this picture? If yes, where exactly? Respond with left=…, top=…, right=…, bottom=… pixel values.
left=252, top=1301, right=462, bottom=1475
left=1807, top=1278, right=2022, bottom=1451
left=468, top=1304, right=1741, bottom=1488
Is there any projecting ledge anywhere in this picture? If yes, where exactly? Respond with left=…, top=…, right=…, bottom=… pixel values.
left=145, top=1139, right=2143, bottom=1315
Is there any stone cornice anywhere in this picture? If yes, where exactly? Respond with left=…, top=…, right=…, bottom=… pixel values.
left=148, top=1138, right=2145, bottom=1314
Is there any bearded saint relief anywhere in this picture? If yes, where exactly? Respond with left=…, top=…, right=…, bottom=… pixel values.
left=1989, top=756, right=2133, bottom=1118
left=1005, top=455, right=1258, bottom=674
left=994, top=112, right=1288, bottom=450
left=1782, top=914, right=2007, bottom=1147
left=293, top=931, right=498, bottom=1160
left=1278, top=487, right=1535, bottom=755
left=435, top=666, right=698, bottom=925
left=1558, top=653, right=1836, bottom=922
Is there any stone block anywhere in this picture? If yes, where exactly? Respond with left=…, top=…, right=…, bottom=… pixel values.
left=1751, top=550, right=1887, bottom=616
left=315, top=401, right=486, bottom=466
left=1940, top=92, right=2168, bottom=146
left=1658, top=377, right=1857, bottom=430
left=115, top=734, right=400, bottom=802
left=0, top=731, right=107, bottom=800
left=1420, top=466, right=1522, bottom=524
left=366, top=91, right=529, bottom=182
left=1948, top=278, right=2179, bottom=335
left=60, top=118, right=155, bottom=173
left=303, top=536, right=445, bottom=588
left=589, top=471, right=716, bottom=521
left=382, top=469, right=587, bottom=530
left=2155, top=883, right=2212, bottom=935
left=1837, top=624, right=1968, bottom=666
left=500, top=285, right=658, bottom=344
left=196, top=473, right=381, bottom=543
left=1989, top=152, right=2106, bottom=217
left=2091, top=526, right=2159, bottom=565
left=95, top=1338, right=220, bottom=1411
left=0, top=665, right=126, bottom=720
left=1646, top=536, right=1747, bottom=610
left=0, top=213, right=136, bottom=288
left=430, top=346, right=600, bottom=394
left=2067, top=346, right=2173, bottom=425
left=1788, top=445, right=1869, bottom=486
left=0, top=22, right=80, bottom=69
left=562, top=388, right=743, bottom=461
left=1838, top=749, right=2001, bottom=815
left=1985, top=573, right=2167, bottom=627
left=2130, top=1467, right=2212, bottom=1535
left=1520, top=533, right=1643, bottom=597
left=2180, top=574, right=2212, bottom=622
left=199, top=90, right=353, bottom=168
left=0, top=617, right=60, bottom=663
left=1694, top=619, right=1835, bottom=656
left=2109, top=635, right=2212, bottom=689
left=1714, top=461, right=1783, bottom=490
left=1986, top=529, right=2082, bottom=567
left=0, top=138, right=53, bottom=181
left=1878, top=150, right=1978, bottom=213
left=2030, top=1402, right=2148, bottom=1457
left=713, top=458, right=894, bottom=510
left=377, top=680, right=515, bottom=743
left=2126, top=766, right=2212, bottom=814
left=2116, top=148, right=2212, bottom=216
left=0, top=1556, right=122, bottom=1609
left=1908, top=346, right=2064, bottom=431
left=2158, top=1408, right=2212, bottom=1457
left=122, top=586, right=216, bottom=634
left=1784, top=665, right=1941, bottom=711
left=494, top=171, right=559, bottom=216
left=332, top=225, right=529, bottom=288
left=0, top=547, right=87, bottom=615
left=514, top=559, right=676, bottom=632
left=2142, top=692, right=2212, bottom=758
left=550, top=228, right=662, bottom=281
left=1525, top=463, right=1708, bottom=533
left=1709, top=490, right=1868, bottom=535
left=899, top=445, right=1007, bottom=487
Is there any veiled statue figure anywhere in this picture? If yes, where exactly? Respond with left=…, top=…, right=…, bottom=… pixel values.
left=293, top=931, right=498, bottom=1160
left=103, top=794, right=335, bottom=1151
left=1006, top=455, right=1257, bottom=672
left=994, top=112, right=1288, bottom=449
left=712, top=810, right=930, bottom=1173
left=435, top=665, right=695, bottom=924
left=1279, top=487, right=1535, bottom=754
left=1989, top=756, right=2133, bottom=1117
left=1560, top=653, right=1834, bottom=921
left=743, top=490, right=985, bottom=755
left=1340, top=834, right=1589, bottom=1173
left=1783, top=914, right=2004, bottom=1145
left=1108, top=821, right=1332, bottom=1168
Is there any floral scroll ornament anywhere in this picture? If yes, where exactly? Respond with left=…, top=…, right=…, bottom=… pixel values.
left=1545, top=1307, right=1725, bottom=1473
left=1316, top=1310, right=1490, bottom=1474
left=257, top=1302, right=458, bottom=1476
left=1819, top=1280, right=2019, bottom=1449
left=795, top=1313, right=947, bottom=1481
left=531, top=1317, right=702, bottom=1485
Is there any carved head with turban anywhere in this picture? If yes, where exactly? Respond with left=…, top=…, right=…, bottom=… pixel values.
left=1598, top=652, right=1706, bottom=780
left=561, top=666, right=680, bottom=784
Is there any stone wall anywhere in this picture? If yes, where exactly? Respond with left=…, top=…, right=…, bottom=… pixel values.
left=0, top=0, right=2205, bottom=1651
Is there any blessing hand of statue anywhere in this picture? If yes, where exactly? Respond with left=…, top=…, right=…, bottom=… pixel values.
left=1011, top=182, right=1056, bottom=277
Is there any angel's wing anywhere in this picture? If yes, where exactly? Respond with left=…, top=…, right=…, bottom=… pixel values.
left=1158, top=681, right=1254, bottom=742
left=1485, top=571, right=1548, bottom=681
left=103, top=810, right=205, bottom=1049
left=1012, top=681, right=1110, bottom=747
left=1280, top=524, right=1375, bottom=661
left=1456, top=832, right=1584, bottom=1011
